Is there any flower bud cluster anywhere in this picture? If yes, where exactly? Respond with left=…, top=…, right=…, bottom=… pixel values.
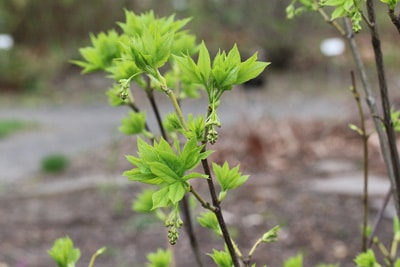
left=165, top=216, right=183, bottom=245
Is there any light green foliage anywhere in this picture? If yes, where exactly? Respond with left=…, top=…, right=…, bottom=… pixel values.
left=212, top=161, right=249, bottom=201
left=48, top=236, right=81, bottom=267
left=208, top=248, right=233, bottom=267
left=124, top=137, right=211, bottom=208
left=198, top=210, right=221, bottom=236
left=119, top=111, right=153, bottom=139
left=0, top=119, right=37, bottom=139
left=175, top=41, right=268, bottom=143
left=320, top=0, right=363, bottom=31
left=145, top=248, right=172, bottom=267
left=391, top=108, right=400, bottom=132
left=286, top=0, right=318, bottom=19
left=380, top=0, right=399, bottom=10
left=72, top=8, right=271, bottom=266
left=72, top=30, right=122, bottom=73
left=283, top=254, right=303, bottom=267
left=132, top=189, right=156, bottom=213
left=175, top=41, right=269, bottom=93
left=106, top=84, right=129, bottom=106
left=286, top=0, right=363, bottom=32
left=261, top=225, right=280, bottom=243
left=354, top=249, right=381, bottom=267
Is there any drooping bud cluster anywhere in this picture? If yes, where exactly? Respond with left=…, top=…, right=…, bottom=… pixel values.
left=165, top=214, right=183, bottom=245
left=118, top=79, right=130, bottom=100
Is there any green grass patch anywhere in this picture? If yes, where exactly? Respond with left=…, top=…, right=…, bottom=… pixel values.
left=40, top=154, right=70, bottom=174
left=0, top=119, right=37, bottom=139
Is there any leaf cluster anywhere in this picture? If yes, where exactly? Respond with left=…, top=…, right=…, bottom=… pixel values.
left=48, top=236, right=80, bottom=267
left=213, top=161, right=249, bottom=201
left=124, top=137, right=211, bottom=209
left=175, top=41, right=269, bottom=95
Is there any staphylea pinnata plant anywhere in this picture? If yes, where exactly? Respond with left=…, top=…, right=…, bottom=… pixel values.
left=60, top=9, right=288, bottom=267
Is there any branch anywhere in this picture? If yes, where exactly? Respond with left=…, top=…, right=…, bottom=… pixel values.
left=349, top=71, right=370, bottom=252
left=366, top=0, right=400, bottom=217
left=388, top=7, right=400, bottom=34
left=343, top=18, right=400, bottom=217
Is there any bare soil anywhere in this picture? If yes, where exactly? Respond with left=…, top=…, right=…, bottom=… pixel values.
left=0, top=116, right=395, bottom=267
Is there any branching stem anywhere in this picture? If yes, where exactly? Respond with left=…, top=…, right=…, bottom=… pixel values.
left=343, top=18, right=400, bottom=217
left=189, top=186, right=217, bottom=212
left=366, top=0, right=400, bottom=217
left=350, top=71, right=370, bottom=252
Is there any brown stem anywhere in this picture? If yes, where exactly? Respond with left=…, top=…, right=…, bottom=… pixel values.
left=144, top=78, right=203, bottom=267
left=350, top=71, right=369, bottom=252
left=366, top=0, right=400, bottom=218
left=201, top=156, right=240, bottom=267
left=388, top=7, right=400, bottom=34
left=343, top=18, right=400, bottom=217
left=368, top=187, right=392, bottom=247
left=198, top=105, right=239, bottom=267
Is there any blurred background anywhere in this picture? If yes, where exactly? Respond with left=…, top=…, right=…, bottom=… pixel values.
left=0, top=0, right=346, bottom=94
left=1, top=1, right=400, bottom=267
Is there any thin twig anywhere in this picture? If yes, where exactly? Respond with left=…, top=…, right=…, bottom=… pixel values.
left=343, top=18, right=400, bottom=217
left=366, top=0, right=400, bottom=217
left=350, top=71, right=370, bottom=252
left=368, top=187, right=392, bottom=247
left=199, top=106, right=240, bottom=267
left=388, top=7, right=400, bottom=34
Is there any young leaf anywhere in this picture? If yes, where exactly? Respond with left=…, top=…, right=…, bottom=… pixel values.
left=261, top=225, right=280, bottom=243
left=146, top=248, right=172, bottom=267
left=283, top=253, right=303, bottom=267
left=168, top=182, right=187, bottom=204
left=208, top=248, right=233, bottom=267
left=119, top=111, right=146, bottom=135
left=133, top=189, right=157, bottom=213
left=354, top=249, right=381, bottom=267
left=197, top=41, right=211, bottom=85
left=236, top=53, right=270, bottom=84
left=198, top=210, right=221, bottom=236
left=213, top=161, right=249, bottom=192
left=152, top=186, right=171, bottom=209
left=48, top=236, right=81, bottom=267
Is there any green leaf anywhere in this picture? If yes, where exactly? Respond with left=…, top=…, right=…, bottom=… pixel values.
left=106, top=84, right=128, bottom=106
left=168, top=182, right=187, bottom=204
left=236, top=53, right=270, bottom=84
left=183, top=172, right=209, bottom=181
left=213, top=161, right=249, bottom=192
left=174, top=54, right=203, bottom=84
left=208, top=248, right=233, bottom=267
left=354, top=249, right=381, bottom=267
left=119, top=111, right=146, bottom=135
left=261, top=225, right=280, bottom=243
left=149, top=161, right=180, bottom=183
left=48, top=236, right=81, bottom=267
left=132, top=189, right=157, bottom=213
left=72, top=30, right=122, bottom=73
left=395, top=258, right=400, bottom=267
left=146, top=248, right=172, bottom=267
left=198, top=41, right=211, bottom=85
left=198, top=210, right=221, bottom=235
left=283, top=253, right=303, bottom=267
left=152, top=187, right=171, bottom=209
